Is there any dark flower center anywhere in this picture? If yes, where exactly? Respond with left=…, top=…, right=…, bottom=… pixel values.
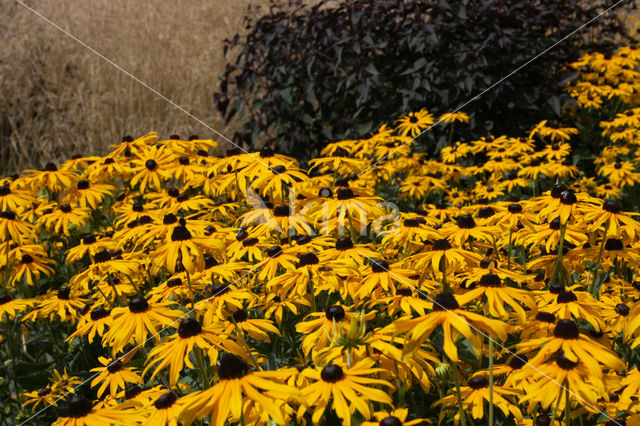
left=57, top=287, right=71, bottom=300
left=549, top=217, right=561, bottom=230
left=82, top=234, right=97, bottom=245
left=551, top=183, right=568, bottom=198
left=432, top=239, right=452, bottom=251
left=145, top=159, right=157, bottom=171
left=478, top=206, right=495, bottom=218
left=38, top=387, right=51, bottom=397
left=107, top=359, right=123, bottom=374
left=325, top=305, right=346, bottom=321
left=549, top=282, right=565, bottom=294
left=404, top=218, right=426, bottom=227
left=218, top=353, right=249, bottom=380
left=535, top=414, right=551, bottom=426
left=167, top=278, right=182, bottom=288
left=560, top=190, right=577, bottom=205
left=103, top=158, right=115, bottom=165
left=297, top=252, right=319, bottom=268
left=409, top=116, right=418, bottom=123
left=0, top=295, right=12, bottom=305
left=260, top=146, right=275, bottom=158
left=468, top=376, right=489, bottom=389
left=321, top=364, right=344, bottom=382
left=210, top=284, right=230, bottom=297
left=128, top=297, right=149, bottom=313
left=90, top=307, right=110, bottom=321
left=536, top=311, right=556, bottom=323
left=154, top=391, right=178, bottom=409
left=60, top=204, right=72, bottom=213
left=605, top=419, right=626, bottom=426
left=479, top=258, right=493, bottom=268
left=161, top=214, right=177, bottom=225
left=125, top=385, right=142, bottom=400
left=236, top=229, right=249, bottom=241
left=457, top=214, right=476, bottom=229
left=21, top=254, right=33, bottom=264
left=379, top=416, right=403, bottom=426
left=179, top=157, right=190, bottom=165
left=266, top=246, right=283, bottom=258
left=553, top=319, right=579, bottom=339
left=66, top=395, right=93, bottom=418
left=556, top=291, right=577, bottom=303
left=508, top=203, right=523, bottom=214
left=44, top=162, right=58, bottom=171
left=242, top=237, right=258, bottom=247
left=132, top=203, right=144, bottom=212
left=0, top=185, right=10, bottom=196
left=603, top=200, right=620, bottom=213
left=204, top=255, right=218, bottom=269
left=615, top=303, right=630, bottom=316
left=77, top=180, right=90, bottom=190
left=0, top=210, right=15, bottom=220
left=168, top=188, right=180, bottom=198
left=273, top=205, right=290, bottom=217
left=171, top=225, right=192, bottom=241
left=555, top=353, right=578, bottom=370
left=178, top=318, right=202, bottom=338
left=371, top=260, right=389, bottom=273
left=479, top=273, right=500, bottom=287
left=336, top=188, right=355, bottom=200
left=94, top=250, right=111, bottom=263
left=335, top=237, right=354, bottom=251
left=232, top=309, right=248, bottom=322
left=604, top=238, right=624, bottom=251
left=396, top=287, right=412, bottom=297
left=614, top=162, right=622, bottom=169
left=508, top=354, right=528, bottom=369
left=432, top=292, right=460, bottom=311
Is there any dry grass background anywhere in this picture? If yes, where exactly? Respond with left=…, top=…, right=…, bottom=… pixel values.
left=1, top=1, right=638, bottom=175
left=0, top=0, right=268, bottom=175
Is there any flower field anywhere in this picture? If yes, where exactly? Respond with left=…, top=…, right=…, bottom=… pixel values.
left=4, top=46, right=640, bottom=426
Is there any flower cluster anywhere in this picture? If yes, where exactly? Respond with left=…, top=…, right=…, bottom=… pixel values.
left=3, top=45, right=640, bottom=426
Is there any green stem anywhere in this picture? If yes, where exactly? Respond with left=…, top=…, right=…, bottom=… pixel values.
left=507, top=228, right=513, bottom=271
left=308, top=271, right=317, bottom=312
left=588, top=220, right=609, bottom=298
left=488, top=338, right=494, bottom=426
left=565, top=381, right=571, bottom=426
left=552, top=221, right=568, bottom=285
left=194, top=346, right=210, bottom=389
left=451, top=360, right=467, bottom=426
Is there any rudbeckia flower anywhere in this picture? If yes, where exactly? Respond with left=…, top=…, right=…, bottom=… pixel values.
left=52, top=395, right=144, bottom=426
left=23, top=162, right=76, bottom=193
left=395, top=292, right=510, bottom=362
left=37, top=203, right=92, bottom=237
left=299, top=359, right=393, bottom=426
left=141, top=391, right=188, bottom=426
left=180, top=353, right=301, bottom=425
left=143, top=318, right=243, bottom=386
left=0, top=210, right=34, bottom=244
left=66, top=306, right=112, bottom=344
left=434, top=375, right=523, bottom=423
left=395, top=108, right=435, bottom=137
left=103, top=297, right=182, bottom=354
left=0, top=294, right=34, bottom=321
left=90, top=355, right=143, bottom=398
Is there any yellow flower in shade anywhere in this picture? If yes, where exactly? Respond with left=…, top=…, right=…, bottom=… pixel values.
left=512, top=353, right=607, bottom=416
left=0, top=294, right=34, bottom=320
left=23, top=287, right=87, bottom=323
left=103, top=297, right=182, bottom=354
left=151, top=218, right=225, bottom=274
left=90, top=354, right=143, bottom=398
left=23, top=162, right=76, bottom=193
left=433, top=375, right=523, bottom=423
left=52, top=395, right=145, bottom=426
left=516, top=319, right=624, bottom=378
left=66, top=306, right=112, bottom=344
left=361, top=408, right=429, bottom=426
left=395, top=108, right=435, bottom=137
left=582, top=199, right=640, bottom=240
left=180, top=353, right=301, bottom=425
left=406, top=238, right=482, bottom=276
left=129, top=146, right=174, bottom=192
left=395, top=292, right=510, bottom=362
left=37, top=203, right=92, bottom=237
left=8, top=244, right=55, bottom=287
left=141, top=391, right=188, bottom=426
left=60, top=180, right=116, bottom=209
left=143, top=318, right=243, bottom=386
left=356, top=259, right=416, bottom=299
left=0, top=210, right=34, bottom=245
left=299, top=359, right=393, bottom=426
left=222, top=308, right=280, bottom=343
left=439, top=111, right=470, bottom=124
left=0, top=180, right=36, bottom=213
left=22, top=386, right=64, bottom=413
